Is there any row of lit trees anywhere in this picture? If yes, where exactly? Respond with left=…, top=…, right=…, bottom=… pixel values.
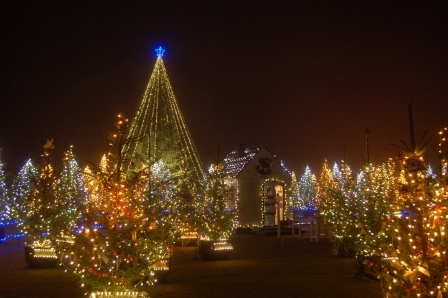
left=289, top=127, right=448, bottom=297
left=0, top=113, right=236, bottom=296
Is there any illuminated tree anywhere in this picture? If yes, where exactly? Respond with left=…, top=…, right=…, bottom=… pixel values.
left=61, top=113, right=174, bottom=294
left=12, top=139, right=62, bottom=242
left=196, top=164, right=237, bottom=241
left=121, top=47, right=205, bottom=243
left=359, top=120, right=448, bottom=296
left=0, top=153, right=10, bottom=241
left=11, top=159, right=38, bottom=226
left=195, top=164, right=237, bottom=258
left=377, top=149, right=448, bottom=297
left=54, top=146, right=89, bottom=234
left=319, top=161, right=358, bottom=256
left=349, top=160, right=401, bottom=279
left=354, top=162, right=398, bottom=257
left=0, top=153, right=9, bottom=222
left=290, top=171, right=299, bottom=211
left=316, top=159, right=333, bottom=215
left=297, top=166, right=317, bottom=210
left=122, top=47, right=204, bottom=192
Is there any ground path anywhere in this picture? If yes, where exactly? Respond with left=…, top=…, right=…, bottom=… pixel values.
left=0, top=233, right=382, bottom=298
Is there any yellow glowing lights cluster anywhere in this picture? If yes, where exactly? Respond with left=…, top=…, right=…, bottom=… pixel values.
left=27, top=239, right=58, bottom=259
left=31, top=247, right=58, bottom=259
left=211, top=241, right=234, bottom=251
left=89, top=292, right=147, bottom=298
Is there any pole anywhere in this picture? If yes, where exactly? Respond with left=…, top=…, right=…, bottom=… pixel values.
left=365, top=128, right=370, bottom=164
left=408, top=101, right=416, bottom=152
left=277, top=202, right=281, bottom=239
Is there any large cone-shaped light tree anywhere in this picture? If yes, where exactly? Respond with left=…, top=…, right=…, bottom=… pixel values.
left=122, top=47, right=204, bottom=239
left=122, top=47, right=203, bottom=183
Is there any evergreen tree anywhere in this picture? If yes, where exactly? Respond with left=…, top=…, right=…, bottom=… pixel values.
left=196, top=164, right=237, bottom=242
left=0, top=152, right=10, bottom=224
left=55, top=146, right=88, bottom=235
left=378, top=152, right=448, bottom=297
left=12, top=140, right=61, bottom=242
left=121, top=48, right=204, bottom=240
left=11, top=159, right=38, bottom=232
left=321, top=161, right=358, bottom=256
left=316, top=159, right=333, bottom=217
left=355, top=161, right=399, bottom=259
left=290, top=171, right=299, bottom=211
left=0, top=152, right=10, bottom=242
left=61, top=113, right=174, bottom=293
left=297, top=166, right=317, bottom=210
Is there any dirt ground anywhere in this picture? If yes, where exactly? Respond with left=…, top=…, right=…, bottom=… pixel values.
left=0, top=233, right=383, bottom=298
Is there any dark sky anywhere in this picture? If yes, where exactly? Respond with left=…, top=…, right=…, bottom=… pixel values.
left=1, top=1, right=448, bottom=176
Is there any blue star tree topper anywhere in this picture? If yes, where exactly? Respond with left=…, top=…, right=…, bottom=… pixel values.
left=155, top=46, right=165, bottom=57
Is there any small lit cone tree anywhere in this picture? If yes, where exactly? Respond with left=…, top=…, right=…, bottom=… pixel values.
left=316, top=159, right=333, bottom=217
left=12, top=139, right=62, bottom=266
left=11, top=159, right=39, bottom=230
left=290, top=167, right=318, bottom=238
left=0, top=153, right=10, bottom=242
left=55, top=146, right=89, bottom=239
left=290, top=171, right=300, bottom=211
left=297, top=166, right=317, bottom=211
left=320, top=161, right=358, bottom=256
left=353, top=160, right=399, bottom=278
left=316, top=159, right=334, bottom=252
left=61, top=114, right=174, bottom=297
left=195, top=164, right=237, bottom=259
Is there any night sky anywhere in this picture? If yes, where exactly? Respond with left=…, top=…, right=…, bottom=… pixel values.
left=1, top=1, right=448, bottom=176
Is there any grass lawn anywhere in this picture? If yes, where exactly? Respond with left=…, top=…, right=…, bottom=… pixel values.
left=0, top=233, right=383, bottom=298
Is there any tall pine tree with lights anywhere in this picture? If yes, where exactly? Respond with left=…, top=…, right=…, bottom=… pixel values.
left=61, top=113, right=175, bottom=295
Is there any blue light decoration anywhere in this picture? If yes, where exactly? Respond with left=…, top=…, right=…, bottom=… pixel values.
left=155, top=46, right=165, bottom=57
left=0, top=233, right=25, bottom=243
